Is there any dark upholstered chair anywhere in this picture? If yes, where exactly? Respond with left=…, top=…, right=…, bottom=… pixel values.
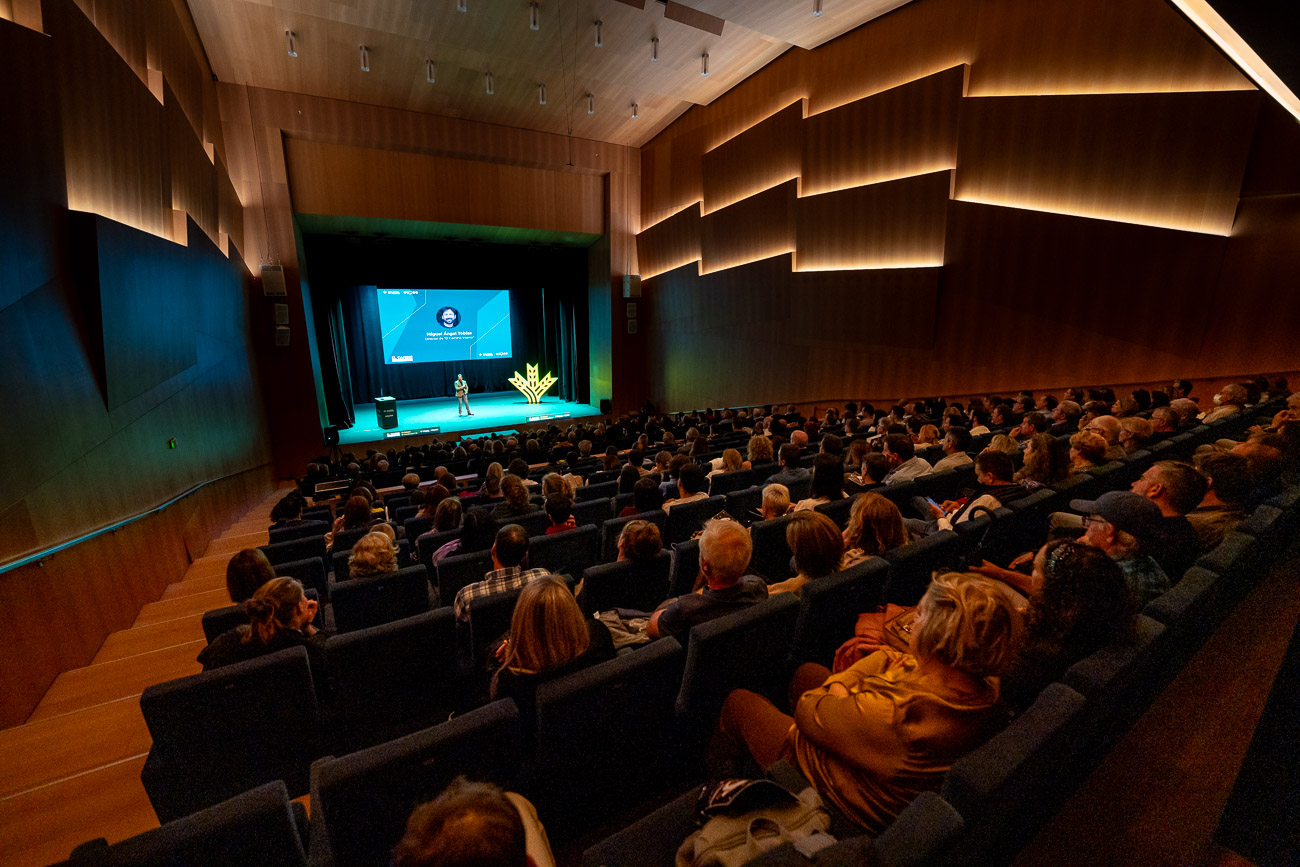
left=528, top=524, right=599, bottom=577
left=600, top=510, right=667, bottom=562
left=330, top=564, right=432, bottom=634
left=788, top=556, right=889, bottom=668
left=663, top=495, right=727, bottom=545
left=578, top=551, right=671, bottom=616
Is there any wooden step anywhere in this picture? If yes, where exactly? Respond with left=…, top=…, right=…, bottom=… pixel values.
left=204, top=530, right=269, bottom=558
left=0, top=755, right=154, bottom=867
left=0, top=696, right=150, bottom=800
left=93, top=616, right=205, bottom=665
left=29, top=641, right=204, bottom=723
left=159, top=572, right=226, bottom=600
left=132, top=589, right=228, bottom=628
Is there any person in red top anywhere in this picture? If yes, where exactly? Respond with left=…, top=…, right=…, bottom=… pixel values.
left=543, top=494, right=577, bottom=535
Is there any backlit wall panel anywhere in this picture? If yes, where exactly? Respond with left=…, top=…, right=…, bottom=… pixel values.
left=699, top=181, right=795, bottom=275
left=702, top=101, right=804, bottom=215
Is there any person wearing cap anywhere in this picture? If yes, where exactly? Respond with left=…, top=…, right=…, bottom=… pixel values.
left=1071, top=490, right=1171, bottom=607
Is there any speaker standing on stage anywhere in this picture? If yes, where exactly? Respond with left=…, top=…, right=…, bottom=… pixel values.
left=456, top=373, right=473, bottom=417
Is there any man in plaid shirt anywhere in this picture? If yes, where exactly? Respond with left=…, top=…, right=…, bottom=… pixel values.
left=454, top=524, right=551, bottom=622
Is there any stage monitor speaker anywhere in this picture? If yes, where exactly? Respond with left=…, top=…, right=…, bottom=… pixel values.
left=375, top=396, right=398, bottom=430
left=622, top=275, right=641, bottom=298
left=275, top=326, right=290, bottom=346
left=323, top=425, right=340, bottom=446
left=599, top=399, right=612, bottom=415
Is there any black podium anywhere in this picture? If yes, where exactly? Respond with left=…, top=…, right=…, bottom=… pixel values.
left=374, top=396, right=398, bottom=430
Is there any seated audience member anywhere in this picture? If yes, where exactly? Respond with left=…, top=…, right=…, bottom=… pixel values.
left=490, top=576, right=615, bottom=719
left=794, top=454, right=847, bottom=511
left=1071, top=491, right=1170, bottom=607
left=708, top=448, right=744, bottom=480
left=1167, top=397, right=1200, bottom=431
left=198, top=577, right=326, bottom=672
left=400, top=472, right=421, bottom=494
left=987, top=434, right=1020, bottom=455
left=1188, top=452, right=1252, bottom=548
left=842, top=493, right=910, bottom=567
left=493, top=475, right=535, bottom=519
left=431, top=506, right=499, bottom=567
left=225, top=548, right=277, bottom=604
left=745, top=436, right=774, bottom=470
left=662, top=462, right=709, bottom=512
left=1129, top=461, right=1207, bottom=578
left=507, top=458, right=532, bottom=481
left=1014, top=412, right=1050, bottom=444
left=431, top=497, right=463, bottom=533
left=976, top=540, right=1136, bottom=713
left=480, top=463, right=505, bottom=499
left=619, top=476, right=664, bottom=516
left=617, top=465, right=640, bottom=495
left=392, top=777, right=553, bottom=867
left=1232, top=434, right=1290, bottom=507
left=915, top=450, right=1032, bottom=533
left=768, top=443, right=812, bottom=489
left=659, top=454, right=691, bottom=499
left=332, top=494, right=378, bottom=540
left=1118, top=417, right=1152, bottom=454
left=647, top=518, right=768, bottom=639
left=714, top=572, right=1020, bottom=834
left=861, top=452, right=892, bottom=486
left=539, top=472, right=573, bottom=502
left=1048, top=401, right=1083, bottom=436
left=454, top=524, right=552, bottom=623
left=769, top=511, right=845, bottom=597
left=416, top=484, right=451, bottom=519
left=1202, top=383, right=1248, bottom=422
left=543, top=494, right=577, bottom=535
left=967, top=406, right=992, bottom=436
left=1086, top=416, right=1127, bottom=461
left=1015, top=433, right=1070, bottom=488
left=1069, top=431, right=1108, bottom=471
left=844, top=438, right=871, bottom=473
left=915, top=424, right=941, bottom=446
left=882, top=434, right=933, bottom=485
left=1111, top=395, right=1139, bottom=418
left=617, top=519, right=663, bottom=562
left=349, top=531, right=399, bottom=578
left=268, top=494, right=307, bottom=530
left=932, top=427, right=974, bottom=472
left=759, top=483, right=793, bottom=521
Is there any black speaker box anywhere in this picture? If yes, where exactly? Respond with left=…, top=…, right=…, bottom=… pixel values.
left=323, top=426, right=340, bottom=446
left=599, top=399, right=612, bottom=415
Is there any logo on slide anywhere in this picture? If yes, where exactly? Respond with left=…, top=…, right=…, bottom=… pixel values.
left=391, top=355, right=413, bottom=362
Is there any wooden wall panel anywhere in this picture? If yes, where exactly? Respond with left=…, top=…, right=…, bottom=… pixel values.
left=1239, top=100, right=1300, bottom=196
left=968, top=0, right=1254, bottom=96
left=699, top=181, right=795, bottom=275
left=702, top=101, right=804, bottom=215
left=795, top=171, right=951, bottom=272
left=636, top=202, right=702, bottom=280
left=955, top=91, right=1260, bottom=235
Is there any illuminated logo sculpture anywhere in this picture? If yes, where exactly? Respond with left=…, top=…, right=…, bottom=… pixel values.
left=508, top=363, right=558, bottom=404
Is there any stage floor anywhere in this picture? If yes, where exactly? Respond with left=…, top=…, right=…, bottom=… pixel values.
left=338, top=392, right=602, bottom=446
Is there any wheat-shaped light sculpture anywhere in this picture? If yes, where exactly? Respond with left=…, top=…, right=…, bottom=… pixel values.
left=508, top=363, right=558, bottom=404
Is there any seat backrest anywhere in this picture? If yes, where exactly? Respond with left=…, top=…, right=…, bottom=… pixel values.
left=529, top=524, right=600, bottom=577
left=436, top=549, right=496, bottom=606
left=323, top=606, right=463, bottom=754
left=310, top=700, right=522, bottom=867
left=416, top=527, right=459, bottom=573
left=468, top=585, right=526, bottom=666
left=140, top=647, right=321, bottom=821
left=201, top=605, right=246, bottom=644
left=870, top=790, right=964, bottom=867
left=578, top=552, right=672, bottom=616
left=330, top=565, right=432, bottom=634
left=403, top=514, right=435, bottom=541
left=259, top=536, right=328, bottom=577
left=52, top=781, right=308, bottom=867
left=709, top=469, right=757, bottom=497
left=881, top=530, right=962, bottom=605
left=675, top=594, right=801, bottom=729
left=391, top=505, right=418, bottom=524
left=663, top=495, right=727, bottom=545
left=495, top=509, right=549, bottom=538
left=749, top=513, right=797, bottom=582
left=600, top=510, right=667, bottom=562
left=814, top=495, right=855, bottom=529
left=268, top=520, right=330, bottom=545
left=876, top=479, right=918, bottom=512
left=577, top=479, right=619, bottom=501
left=331, top=526, right=372, bottom=555
left=534, top=637, right=687, bottom=823
left=788, top=557, right=890, bottom=669
left=724, top=486, right=764, bottom=524
left=571, top=497, right=614, bottom=528
left=612, top=492, right=635, bottom=513
left=273, top=556, right=330, bottom=602
left=912, top=469, right=958, bottom=503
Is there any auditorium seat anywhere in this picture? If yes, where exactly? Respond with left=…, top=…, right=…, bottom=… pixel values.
left=1061, top=614, right=1167, bottom=757
left=52, top=781, right=309, bottom=867
left=324, top=607, right=464, bottom=753
left=302, top=506, right=334, bottom=523
left=577, top=552, right=671, bottom=616
left=750, top=513, right=797, bottom=582
left=467, top=585, right=525, bottom=667
left=783, top=475, right=813, bottom=503
left=435, top=549, right=495, bottom=606
left=270, top=556, right=331, bottom=603
left=709, top=468, right=757, bottom=497
left=1194, top=530, right=1259, bottom=610
left=495, top=509, right=548, bottom=538
left=330, top=565, right=433, bottom=634
left=570, top=496, right=614, bottom=528
left=911, top=469, right=959, bottom=504
left=391, top=505, right=418, bottom=524
left=788, top=557, right=890, bottom=669
left=668, top=538, right=700, bottom=597
left=330, top=527, right=372, bottom=555
left=577, top=479, right=619, bottom=501
left=612, top=492, right=635, bottom=513
left=141, top=647, right=323, bottom=823
left=415, top=527, right=459, bottom=572
left=330, top=538, right=412, bottom=578
left=268, top=520, right=330, bottom=545
left=881, top=530, right=962, bottom=605
left=528, top=524, right=599, bottom=577
left=814, top=494, right=855, bottom=529
left=201, top=588, right=323, bottom=644
left=260, top=536, right=329, bottom=581
left=309, top=700, right=523, bottom=867
left=403, top=514, right=435, bottom=540
left=724, top=485, right=764, bottom=524
left=664, top=495, right=727, bottom=545
left=600, top=510, right=667, bottom=562
left=1143, top=566, right=1222, bottom=678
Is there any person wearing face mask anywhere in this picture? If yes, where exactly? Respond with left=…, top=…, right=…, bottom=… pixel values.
left=1201, top=383, right=1247, bottom=423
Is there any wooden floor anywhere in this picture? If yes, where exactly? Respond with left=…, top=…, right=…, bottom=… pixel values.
left=0, top=485, right=291, bottom=867
left=0, top=489, right=1292, bottom=866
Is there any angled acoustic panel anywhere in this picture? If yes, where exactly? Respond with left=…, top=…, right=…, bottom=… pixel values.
left=703, top=101, right=804, bottom=215
left=636, top=202, right=701, bottom=280
left=699, top=180, right=795, bottom=275
left=954, top=90, right=1261, bottom=235
left=802, top=65, right=965, bottom=197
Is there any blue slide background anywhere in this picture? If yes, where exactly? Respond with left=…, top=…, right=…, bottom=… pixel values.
left=378, top=288, right=513, bottom=364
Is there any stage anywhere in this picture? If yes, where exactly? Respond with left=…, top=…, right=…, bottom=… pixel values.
left=337, top=391, right=603, bottom=446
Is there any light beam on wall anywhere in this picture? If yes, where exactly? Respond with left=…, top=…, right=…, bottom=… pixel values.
left=702, top=176, right=799, bottom=216
left=953, top=195, right=1232, bottom=236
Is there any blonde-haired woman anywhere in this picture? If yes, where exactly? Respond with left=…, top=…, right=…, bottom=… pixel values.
left=490, top=577, right=615, bottom=719
left=769, top=511, right=844, bottom=597
left=348, top=531, right=399, bottom=578
left=841, top=493, right=909, bottom=567
left=198, top=577, right=327, bottom=673
left=714, top=572, right=1022, bottom=834
left=746, top=436, right=774, bottom=469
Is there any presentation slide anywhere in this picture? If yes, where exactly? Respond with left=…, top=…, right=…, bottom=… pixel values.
left=377, top=288, right=513, bottom=365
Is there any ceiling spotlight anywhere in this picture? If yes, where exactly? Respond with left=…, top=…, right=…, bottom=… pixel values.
left=631, top=103, right=639, bottom=119
left=586, top=93, right=594, bottom=114
left=285, top=30, right=298, bottom=58
left=539, top=83, right=547, bottom=105
left=594, top=19, right=603, bottom=47
left=456, top=0, right=467, bottom=11
left=813, top=0, right=823, bottom=16
left=426, top=59, right=436, bottom=83
left=485, top=72, right=494, bottom=94
left=701, top=52, right=709, bottom=77
left=359, top=45, right=370, bottom=72
left=650, top=36, right=659, bottom=62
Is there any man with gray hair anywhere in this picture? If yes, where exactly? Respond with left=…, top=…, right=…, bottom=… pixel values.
left=1049, top=400, right=1083, bottom=436
left=647, top=517, right=767, bottom=639
left=1202, top=383, right=1248, bottom=423
left=1086, top=415, right=1127, bottom=461
left=1169, top=398, right=1201, bottom=430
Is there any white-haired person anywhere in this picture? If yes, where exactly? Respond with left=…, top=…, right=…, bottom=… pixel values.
left=647, top=517, right=768, bottom=639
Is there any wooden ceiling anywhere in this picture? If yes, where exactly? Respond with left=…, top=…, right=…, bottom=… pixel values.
left=185, top=0, right=912, bottom=147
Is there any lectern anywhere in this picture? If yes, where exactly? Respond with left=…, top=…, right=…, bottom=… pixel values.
left=374, top=396, right=398, bottom=430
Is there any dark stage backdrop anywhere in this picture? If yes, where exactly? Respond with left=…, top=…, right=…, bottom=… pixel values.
left=302, top=235, right=590, bottom=429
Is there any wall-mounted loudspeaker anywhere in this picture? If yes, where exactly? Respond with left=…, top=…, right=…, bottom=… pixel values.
left=275, top=325, right=290, bottom=346
left=622, top=274, right=641, bottom=298
left=273, top=304, right=289, bottom=325
left=599, top=399, right=612, bottom=415
left=323, top=426, right=340, bottom=446
left=261, top=264, right=287, bottom=296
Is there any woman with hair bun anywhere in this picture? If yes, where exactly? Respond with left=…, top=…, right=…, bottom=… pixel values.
left=198, top=577, right=329, bottom=674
